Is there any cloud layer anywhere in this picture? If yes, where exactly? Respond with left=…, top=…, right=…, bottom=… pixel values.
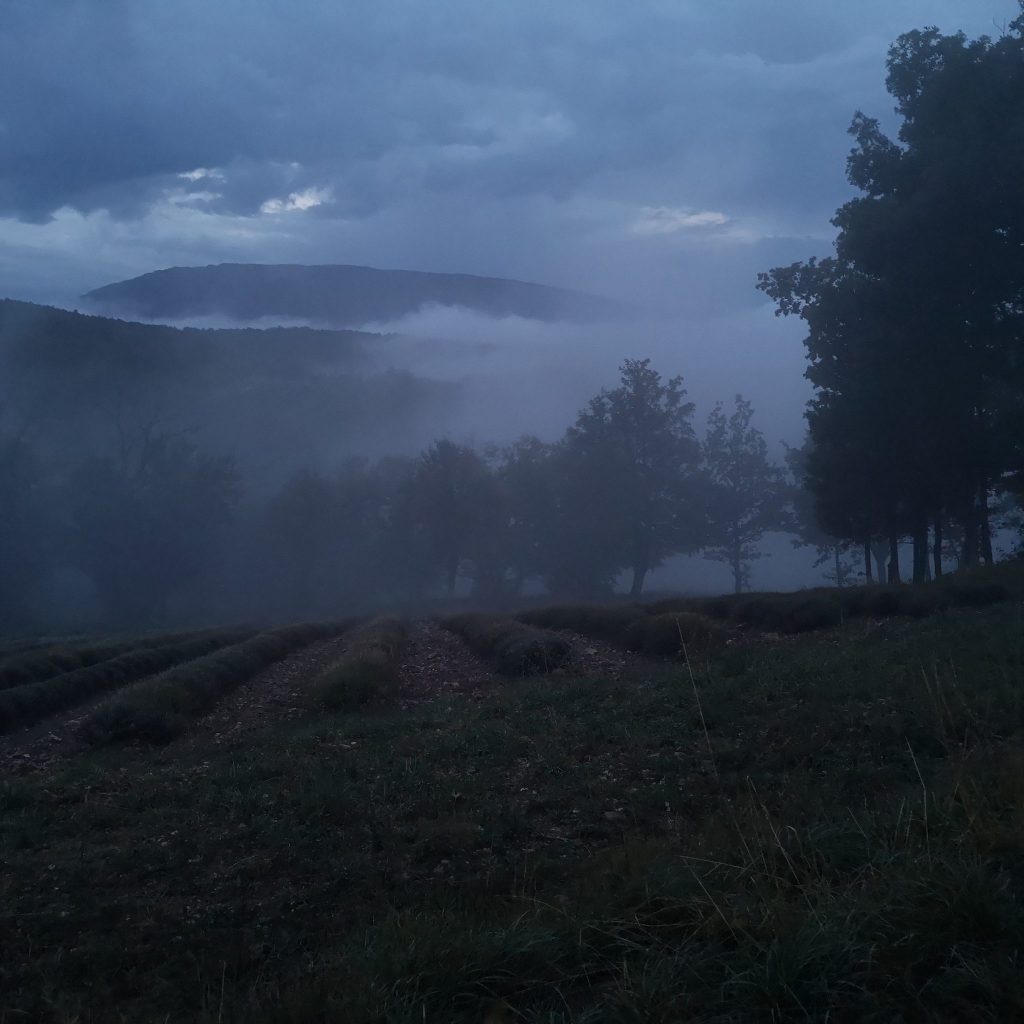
left=0, top=0, right=1015, bottom=444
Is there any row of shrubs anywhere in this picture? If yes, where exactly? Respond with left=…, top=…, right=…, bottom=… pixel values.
left=317, top=617, right=410, bottom=711
left=443, top=614, right=574, bottom=675
left=518, top=605, right=725, bottom=657
left=83, top=622, right=345, bottom=746
left=0, top=628, right=234, bottom=692
left=0, top=629, right=255, bottom=735
left=645, top=577, right=1012, bottom=634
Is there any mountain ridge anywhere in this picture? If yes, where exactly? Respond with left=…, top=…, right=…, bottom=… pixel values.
left=81, top=262, right=630, bottom=327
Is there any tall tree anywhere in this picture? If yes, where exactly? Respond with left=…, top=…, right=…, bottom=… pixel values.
left=0, top=422, right=49, bottom=627
left=702, top=396, right=788, bottom=593
left=68, top=432, right=238, bottom=624
left=560, top=359, right=704, bottom=596
left=785, top=440, right=860, bottom=586
left=759, top=14, right=1024, bottom=578
left=402, top=440, right=503, bottom=596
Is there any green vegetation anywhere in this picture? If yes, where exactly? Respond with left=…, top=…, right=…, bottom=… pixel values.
left=520, top=603, right=648, bottom=646
left=0, top=629, right=253, bottom=734
left=0, top=630, right=220, bottom=691
left=521, top=604, right=725, bottom=655
left=647, top=571, right=1014, bottom=633
left=759, top=20, right=1024, bottom=581
left=443, top=613, right=574, bottom=675
left=83, top=623, right=343, bottom=745
left=2, top=602, right=1023, bottom=1020
left=316, top=617, right=408, bottom=710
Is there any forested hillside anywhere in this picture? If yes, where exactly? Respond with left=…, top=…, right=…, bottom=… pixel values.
left=83, top=263, right=629, bottom=326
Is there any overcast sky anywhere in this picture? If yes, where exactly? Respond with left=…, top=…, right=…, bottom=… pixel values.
left=1, top=1, right=1015, bottom=301
left=0, top=1, right=1017, bottom=447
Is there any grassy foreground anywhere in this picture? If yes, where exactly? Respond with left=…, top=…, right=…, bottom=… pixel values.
left=2, top=600, right=1024, bottom=1021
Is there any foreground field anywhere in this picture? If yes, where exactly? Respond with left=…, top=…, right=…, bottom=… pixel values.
left=1, top=595, right=1023, bottom=1021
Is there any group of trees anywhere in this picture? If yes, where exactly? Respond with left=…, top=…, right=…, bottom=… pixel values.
left=7, top=15, right=1023, bottom=627
left=759, top=14, right=1024, bottom=583
left=0, top=362, right=798, bottom=629
left=236, top=360, right=795, bottom=617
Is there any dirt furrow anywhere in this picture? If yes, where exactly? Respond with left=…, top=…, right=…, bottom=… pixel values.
left=185, top=634, right=349, bottom=747
left=395, top=621, right=500, bottom=708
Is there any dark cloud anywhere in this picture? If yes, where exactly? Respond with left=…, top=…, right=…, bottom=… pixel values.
left=0, top=0, right=1016, bottom=448
left=0, top=0, right=1011, bottom=222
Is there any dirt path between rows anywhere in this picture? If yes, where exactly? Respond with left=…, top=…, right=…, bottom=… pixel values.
left=181, top=634, right=349, bottom=749
left=396, top=622, right=500, bottom=708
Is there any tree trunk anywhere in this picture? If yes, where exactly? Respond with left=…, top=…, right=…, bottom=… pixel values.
left=912, top=516, right=929, bottom=584
left=962, top=507, right=979, bottom=568
left=834, top=548, right=842, bottom=587
left=979, top=484, right=993, bottom=565
left=887, top=534, right=901, bottom=584
left=732, top=546, right=743, bottom=594
left=932, top=517, right=943, bottom=579
left=863, top=541, right=873, bottom=584
left=445, top=558, right=458, bottom=596
left=629, top=563, right=648, bottom=598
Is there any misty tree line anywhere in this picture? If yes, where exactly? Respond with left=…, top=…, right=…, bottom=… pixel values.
left=760, top=17, right=1024, bottom=584
left=4, top=346, right=1016, bottom=631
left=0, top=360, right=805, bottom=628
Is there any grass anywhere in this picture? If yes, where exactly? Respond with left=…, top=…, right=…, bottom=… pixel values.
left=82, top=622, right=344, bottom=745
left=644, top=565, right=1017, bottom=634
left=2, top=596, right=1024, bottom=1021
left=443, top=613, right=574, bottom=675
left=520, top=603, right=725, bottom=655
left=316, top=616, right=408, bottom=710
left=0, top=628, right=255, bottom=734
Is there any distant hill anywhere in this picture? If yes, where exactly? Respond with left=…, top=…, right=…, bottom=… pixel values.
left=81, top=263, right=628, bottom=326
left=0, top=297, right=376, bottom=379
left=0, top=299, right=459, bottom=484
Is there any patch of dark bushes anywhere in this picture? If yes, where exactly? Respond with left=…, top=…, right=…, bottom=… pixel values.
left=624, top=612, right=727, bottom=657
left=444, top=615, right=573, bottom=676
left=83, top=622, right=344, bottom=746
left=518, top=605, right=648, bottom=648
left=0, top=629, right=217, bottom=692
left=0, top=629, right=253, bottom=734
left=317, top=617, right=409, bottom=711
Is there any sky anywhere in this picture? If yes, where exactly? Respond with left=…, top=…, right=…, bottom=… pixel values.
left=1, top=0, right=1015, bottom=305
left=0, top=5, right=1017, bottom=414
left=0, top=0, right=1017, bottom=591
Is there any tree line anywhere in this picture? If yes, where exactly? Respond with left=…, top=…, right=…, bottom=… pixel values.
left=0, top=360, right=809, bottom=629
left=759, top=13, right=1024, bottom=583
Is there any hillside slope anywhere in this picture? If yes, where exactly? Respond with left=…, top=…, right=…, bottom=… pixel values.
left=82, top=262, right=629, bottom=326
left=0, top=298, right=457, bottom=482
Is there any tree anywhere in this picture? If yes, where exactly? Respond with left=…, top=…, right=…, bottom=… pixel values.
left=785, top=440, right=861, bottom=586
left=560, top=359, right=704, bottom=597
left=0, top=422, right=50, bottom=627
left=68, top=431, right=238, bottom=624
left=702, top=396, right=788, bottom=593
left=489, top=436, right=559, bottom=594
left=401, top=440, right=503, bottom=596
left=759, top=14, right=1024, bottom=579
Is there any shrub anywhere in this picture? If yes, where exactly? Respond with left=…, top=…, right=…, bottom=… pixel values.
left=519, top=605, right=647, bottom=648
left=84, top=622, right=344, bottom=746
left=317, top=618, right=409, bottom=711
left=778, top=597, right=844, bottom=634
left=0, top=629, right=253, bottom=735
left=0, top=629, right=215, bottom=691
left=625, top=612, right=726, bottom=657
left=444, top=615, right=573, bottom=676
